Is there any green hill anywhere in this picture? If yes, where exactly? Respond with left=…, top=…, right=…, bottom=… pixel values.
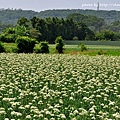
left=0, top=9, right=120, bottom=25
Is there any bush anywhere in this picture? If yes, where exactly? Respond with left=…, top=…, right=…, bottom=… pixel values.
left=0, top=34, right=17, bottom=43
left=0, top=41, right=5, bottom=53
left=55, top=36, right=64, bottom=53
left=78, top=42, right=87, bottom=52
left=16, top=36, right=37, bottom=53
left=34, top=42, right=49, bottom=53
left=97, top=50, right=107, bottom=55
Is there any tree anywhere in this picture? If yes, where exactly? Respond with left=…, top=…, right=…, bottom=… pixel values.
left=103, top=30, right=115, bottom=41
left=17, top=17, right=29, bottom=27
left=30, top=17, right=39, bottom=28
left=16, top=36, right=37, bottom=53
left=55, top=36, right=64, bottom=53
left=35, top=19, right=47, bottom=41
left=15, top=26, right=29, bottom=36
left=29, top=28, right=42, bottom=42
left=95, top=30, right=116, bottom=41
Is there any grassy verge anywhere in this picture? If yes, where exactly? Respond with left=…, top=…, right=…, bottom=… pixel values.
left=63, top=45, right=120, bottom=56
left=2, top=43, right=120, bottom=56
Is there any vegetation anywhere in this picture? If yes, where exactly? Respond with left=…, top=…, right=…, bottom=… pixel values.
left=2, top=43, right=120, bottom=56
left=0, top=9, right=38, bottom=25
left=1, top=9, right=120, bottom=25
left=55, top=36, right=65, bottom=53
left=0, top=54, right=120, bottom=119
left=16, top=36, right=37, bottom=53
left=0, top=9, right=120, bottom=54
left=0, top=8, right=120, bottom=120
left=34, top=41, right=49, bottom=53
left=1, top=9, right=120, bottom=34
left=0, top=41, right=5, bottom=52
left=67, top=13, right=105, bottom=32
left=78, top=42, right=87, bottom=52
left=0, top=17, right=95, bottom=44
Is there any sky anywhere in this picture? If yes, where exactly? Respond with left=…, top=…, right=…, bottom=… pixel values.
left=0, top=0, right=120, bottom=12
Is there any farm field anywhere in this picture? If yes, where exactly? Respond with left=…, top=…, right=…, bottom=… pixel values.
left=0, top=53, right=120, bottom=119
left=3, top=43, right=120, bottom=56
left=49, top=44, right=120, bottom=55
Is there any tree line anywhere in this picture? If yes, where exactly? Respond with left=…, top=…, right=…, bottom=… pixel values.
left=1, top=16, right=120, bottom=44
left=0, top=17, right=95, bottom=43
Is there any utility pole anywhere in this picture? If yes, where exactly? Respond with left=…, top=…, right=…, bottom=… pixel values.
left=97, top=2, right=99, bottom=11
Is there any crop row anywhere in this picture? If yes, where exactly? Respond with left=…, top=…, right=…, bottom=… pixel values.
left=0, top=53, right=120, bottom=120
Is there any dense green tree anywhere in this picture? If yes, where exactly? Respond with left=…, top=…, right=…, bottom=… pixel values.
left=17, top=17, right=29, bottom=27
left=103, top=30, right=115, bottom=41
left=67, top=13, right=105, bottom=32
left=95, top=30, right=116, bottom=41
left=16, top=36, right=37, bottom=53
left=29, top=28, right=42, bottom=42
left=15, top=26, right=29, bottom=36
left=30, top=17, right=39, bottom=28
left=35, top=19, right=47, bottom=41
left=55, top=36, right=64, bottom=53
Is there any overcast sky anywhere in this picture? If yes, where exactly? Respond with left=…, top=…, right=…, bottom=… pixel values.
left=0, top=0, right=120, bottom=12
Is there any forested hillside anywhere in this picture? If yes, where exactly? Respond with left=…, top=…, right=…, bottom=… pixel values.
left=0, top=8, right=120, bottom=25
left=1, top=8, right=120, bottom=43
left=0, top=9, right=38, bottom=25
left=38, top=9, right=120, bottom=24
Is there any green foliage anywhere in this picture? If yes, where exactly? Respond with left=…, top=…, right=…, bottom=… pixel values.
left=0, top=33, right=17, bottom=43
left=34, top=42, right=49, bottom=53
left=0, top=26, right=29, bottom=43
left=0, top=21, right=13, bottom=32
left=2, top=43, right=18, bottom=53
left=67, top=13, right=105, bottom=32
left=103, top=30, right=115, bottom=41
left=17, top=17, right=29, bottom=27
left=55, top=36, right=64, bottom=53
left=29, top=28, right=42, bottom=42
left=0, top=41, right=5, bottom=52
left=4, top=27, right=15, bottom=34
left=95, top=30, right=116, bottom=41
left=78, top=42, right=87, bottom=52
left=15, top=26, right=29, bottom=36
left=0, top=9, right=119, bottom=25
left=16, top=36, right=37, bottom=53
left=73, top=36, right=79, bottom=40
left=97, top=50, right=106, bottom=55
left=36, top=17, right=94, bottom=42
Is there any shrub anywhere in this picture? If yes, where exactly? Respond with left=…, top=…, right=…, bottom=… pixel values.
left=78, top=42, right=87, bottom=52
left=55, top=36, right=64, bottom=53
left=0, top=41, right=5, bottom=53
left=97, top=50, right=107, bottom=55
left=16, top=36, right=37, bottom=53
left=0, top=34, right=17, bottom=43
left=34, top=41, right=49, bottom=53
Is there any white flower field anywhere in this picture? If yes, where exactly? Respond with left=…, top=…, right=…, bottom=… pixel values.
left=0, top=53, right=120, bottom=120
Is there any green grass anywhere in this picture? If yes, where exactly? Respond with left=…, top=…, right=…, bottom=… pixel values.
left=63, top=45, right=120, bottom=56
left=2, top=43, right=120, bottom=56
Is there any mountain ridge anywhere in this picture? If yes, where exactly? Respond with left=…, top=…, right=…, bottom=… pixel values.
left=0, top=8, right=120, bottom=25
